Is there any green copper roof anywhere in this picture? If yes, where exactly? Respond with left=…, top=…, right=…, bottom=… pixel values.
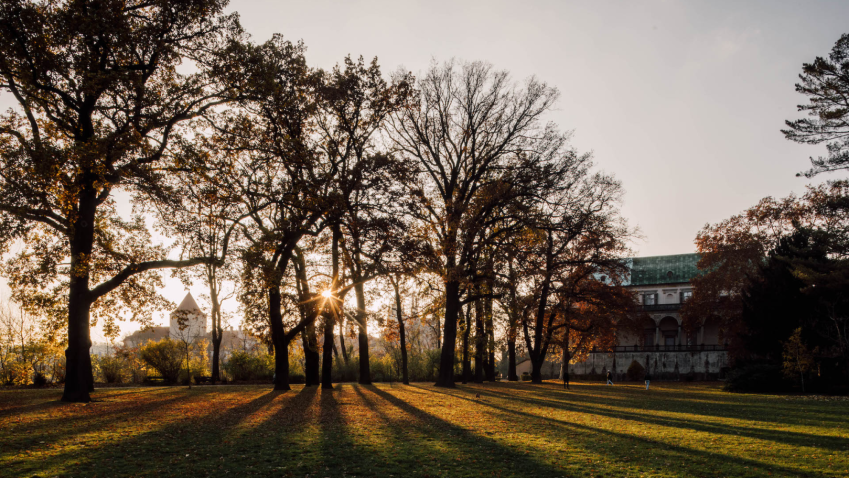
left=627, top=253, right=701, bottom=286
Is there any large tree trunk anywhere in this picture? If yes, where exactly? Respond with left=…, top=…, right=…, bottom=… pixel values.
left=303, top=325, right=320, bottom=386
left=474, top=296, right=485, bottom=383
left=332, top=224, right=347, bottom=388
left=436, top=280, right=460, bottom=387
left=269, top=286, right=291, bottom=391
left=63, top=287, right=93, bottom=402
left=507, top=339, right=518, bottom=381
left=506, top=257, right=519, bottom=381
left=355, top=283, right=371, bottom=384
left=531, top=355, right=544, bottom=383
left=560, top=347, right=570, bottom=381
left=393, top=283, right=409, bottom=385
left=527, top=237, right=554, bottom=385
left=461, top=304, right=470, bottom=384
left=210, top=285, right=222, bottom=383
left=485, top=295, right=496, bottom=381
left=62, top=192, right=97, bottom=403
left=339, top=318, right=348, bottom=364
left=322, top=225, right=343, bottom=390
left=321, top=313, right=335, bottom=389
left=338, top=319, right=348, bottom=382
left=211, top=332, right=223, bottom=383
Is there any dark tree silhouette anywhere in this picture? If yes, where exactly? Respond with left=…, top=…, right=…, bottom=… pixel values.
left=0, top=0, right=243, bottom=402
left=390, top=60, right=568, bottom=387
left=213, top=37, right=333, bottom=391
left=514, top=172, right=632, bottom=383
left=315, top=56, right=412, bottom=385
left=784, top=33, right=849, bottom=177
left=157, top=165, right=244, bottom=384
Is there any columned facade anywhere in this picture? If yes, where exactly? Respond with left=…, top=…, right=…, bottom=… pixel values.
left=571, top=253, right=729, bottom=381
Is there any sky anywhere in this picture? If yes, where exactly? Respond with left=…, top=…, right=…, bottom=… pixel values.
left=224, top=0, right=847, bottom=257
left=3, top=0, right=849, bottom=341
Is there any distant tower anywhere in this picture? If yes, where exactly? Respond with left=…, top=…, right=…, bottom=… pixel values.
left=169, top=293, right=207, bottom=342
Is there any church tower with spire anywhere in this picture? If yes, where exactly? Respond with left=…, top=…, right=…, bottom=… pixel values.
left=169, top=293, right=207, bottom=342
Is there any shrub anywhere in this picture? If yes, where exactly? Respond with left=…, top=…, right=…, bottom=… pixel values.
left=115, top=346, right=147, bottom=384
left=1, top=361, right=28, bottom=386
left=97, top=355, right=125, bottom=384
left=724, top=363, right=793, bottom=393
left=0, top=340, right=64, bottom=386
left=139, top=338, right=184, bottom=384
left=332, top=357, right=359, bottom=382
left=223, top=349, right=274, bottom=381
left=289, top=373, right=305, bottom=384
left=180, top=339, right=210, bottom=384
left=626, top=360, right=646, bottom=381
left=370, top=354, right=400, bottom=382
left=521, top=372, right=532, bottom=381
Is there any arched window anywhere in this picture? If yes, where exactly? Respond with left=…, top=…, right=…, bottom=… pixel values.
left=659, top=316, right=679, bottom=347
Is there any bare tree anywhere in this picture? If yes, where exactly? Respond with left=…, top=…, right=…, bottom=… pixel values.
left=158, top=152, right=245, bottom=384
left=390, top=60, right=572, bottom=387
left=171, top=308, right=206, bottom=388
left=0, top=298, right=37, bottom=384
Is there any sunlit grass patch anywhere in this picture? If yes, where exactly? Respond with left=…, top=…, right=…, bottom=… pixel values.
left=1, top=381, right=847, bottom=477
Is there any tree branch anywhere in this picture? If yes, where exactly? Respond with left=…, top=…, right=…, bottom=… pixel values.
left=89, top=257, right=216, bottom=301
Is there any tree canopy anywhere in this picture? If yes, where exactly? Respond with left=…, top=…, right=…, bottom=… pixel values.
left=0, top=3, right=638, bottom=401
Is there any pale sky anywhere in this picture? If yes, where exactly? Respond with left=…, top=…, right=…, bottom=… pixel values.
left=3, top=0, right=849, bottom=341
left=226, top=0, right=847, bottom=257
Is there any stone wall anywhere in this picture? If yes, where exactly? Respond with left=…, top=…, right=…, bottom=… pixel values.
left=569, top=350, right=729, bottom=381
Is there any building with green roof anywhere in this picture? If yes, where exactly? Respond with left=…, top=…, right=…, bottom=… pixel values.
left=625, top=253, right=701, bottom=287
left=569, top=253, right=728, bottom=381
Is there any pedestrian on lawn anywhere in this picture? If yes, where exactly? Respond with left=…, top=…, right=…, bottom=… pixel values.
left=606, top=371, right=614, bottom=386
left=644, top=371, right=652, bottom=390
left=563, top=371, right=570, bottom=390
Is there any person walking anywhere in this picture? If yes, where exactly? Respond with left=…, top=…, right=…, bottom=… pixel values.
left=606, top=371, right=614, bottom=386
left=644, top=371, right=652, bottom=390
left=563, top=371, right=570, bottom=390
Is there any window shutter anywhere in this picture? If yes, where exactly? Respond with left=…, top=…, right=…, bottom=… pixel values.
left=679, top=291, right=684, bottom=303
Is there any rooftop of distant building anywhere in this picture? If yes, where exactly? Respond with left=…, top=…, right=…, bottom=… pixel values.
left=625, top=253, right=701, bottom=286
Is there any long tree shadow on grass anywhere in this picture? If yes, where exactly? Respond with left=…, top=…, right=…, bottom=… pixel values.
left=3, top=386, right=303, bottom=477
left=0, top=386, right=173, bottom=418
left=0, top=390, right=67, bottom=418
left=419, top=384, right=823, bottom=478
left=0, top=387, right=199, bottom=456
left=361, top=384, right=566, bottom=477
left=491, top=381, right=848, bottom=424
left=471, top=385, right=849, bottom=452
left=7, top=383, right=845, bottom=478
left=501, top=381, right=849, bottom=423
left=314, top=385, right=364, bottom=476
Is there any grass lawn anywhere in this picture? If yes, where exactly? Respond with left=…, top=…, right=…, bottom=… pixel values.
left=0, top=381, right=847, bottom=477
